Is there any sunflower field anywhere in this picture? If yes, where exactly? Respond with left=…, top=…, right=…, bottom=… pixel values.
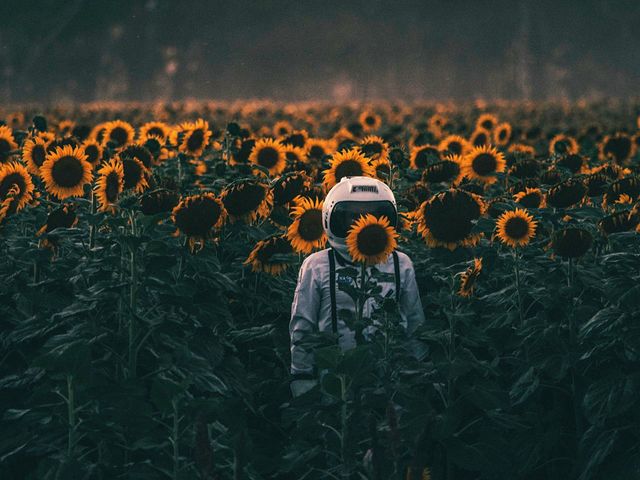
left=1, top=100, right=640, bottom=479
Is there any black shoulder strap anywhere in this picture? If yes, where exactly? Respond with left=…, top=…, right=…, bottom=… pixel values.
left=392, top=250, right=400, bottom=303
left=328, top=249, right=338, bottom=334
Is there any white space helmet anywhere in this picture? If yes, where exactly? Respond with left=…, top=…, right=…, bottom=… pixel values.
left=322, top=176, right=398, bottom=261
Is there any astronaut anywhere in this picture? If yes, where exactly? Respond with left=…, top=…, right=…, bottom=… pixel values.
left=289, top=176, right=425, bottom=397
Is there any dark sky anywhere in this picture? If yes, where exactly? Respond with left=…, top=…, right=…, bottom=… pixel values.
left=1, top=0, right=640, bottom=103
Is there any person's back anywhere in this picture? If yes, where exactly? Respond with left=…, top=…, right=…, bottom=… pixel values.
left=288, top=176, right=425, bottom=396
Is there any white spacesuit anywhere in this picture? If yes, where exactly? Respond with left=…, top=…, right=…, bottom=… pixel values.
left=289, top=176, right=425, bottom=396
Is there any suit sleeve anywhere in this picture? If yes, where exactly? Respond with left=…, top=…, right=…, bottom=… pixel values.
left=289, top=256, right=321, bottom=377
left=398, top=255, right=425, bottom=336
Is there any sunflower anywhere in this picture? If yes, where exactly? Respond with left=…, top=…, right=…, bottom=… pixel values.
left=438, top=135, right=469, bottom=156
left=551, top=228, right=592, bottom=259
left=602, top=176, right=640, bottom=208
left=287, top=196, right=326, bottom=254
left=138, top=121, right=171, bottom=143
left=508, top=143, right=535, bottom=156
left=281, top=130, right=309, bottom=148
left=409, top=145, right=441, bottom=170
left=117, top=154, right=149, bottom=194
left=120, top=144, right=154, bottom=169
left=249, top=138, right=287, bottom=176
left=421, top=155, right=463, bottom=184
left=428, top=113, right=448, bottom=137
left=0, top=161, right=34, bottom=214
left=458, top=258, right=483, bottom=298
left=171, top=192, right=227, bottom=253
left=88, top=122, right=108, bottom=144
left=57, top=120, right=75, bottom=137
left=462, top=145, right=506, bottom=184
left=140, top=189, right=180, bottom=215
left=94, top=158, right=124, bottom=213
left=272, top=171, right=312, bottom=206
left=34, top=203, right=78, bottom=251
left=495, top=208, right=537, bottom=248
left=230, top=138, right=257, bottom=165
left=599, top=133, right=636, bottom=164
left=416, top=189, right=485, bottom=250
left=323, top=148, right=375, bottom=190
left=359, top=110, right=382, bottom=132
left=346, top=214, right=398, bottom=265
left=598, top=210, right=639, bottom=235
left=283, top=146, right=311, bottom=172
left=175, top=119, right=212, bottom=157
left=372, top=158, right=392, bottom=181
left=509, top=158, right=540, bottom=179
left=556, top=153, right=587, bottom=174
left=493, top=122, right=512, bottom=146
left=41, top=145, right=93, bottom=200
left=273, top=120, right=293, bottom=138
left=476, top=113, right=498, bottom=131
left=514, top=187, right=546, bottom=208
left=546, top=179, right=587, bottom=209
left=549, top=134, right=579, bottom=155
left=221, top=179, right=274, bottom=223
left=0, top=125, right=18, bottom=163
left=403, top=182, right=431, bottom=210
left=79, top=139, right=103, bottom=166
left=101, top=120, right=135, bottom=148
left=22, top=136, right=50, bottom=174
left=358, top=135, right=390, bottom=163
left=469, top=128, right=491, bottom=147
left=244, top=235, right=293, bottom=275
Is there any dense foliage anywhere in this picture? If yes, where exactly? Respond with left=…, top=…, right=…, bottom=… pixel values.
left=1, top=100, right=640, bottom=479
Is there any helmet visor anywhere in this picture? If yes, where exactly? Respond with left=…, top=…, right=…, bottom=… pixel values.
left=329, top=200, right=397, bottom=238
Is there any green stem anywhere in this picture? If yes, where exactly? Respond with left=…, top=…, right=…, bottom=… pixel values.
left=340, top=374, right=348, bottom=479
left=67, top=374, right=76, bottom=457
left=514, top=248, right=524, bottom=326
left=172, top=398, right=179, bottom=480
left=128, top=211, right=138, bottom=378
left=89, top=188, right=97, bottom=249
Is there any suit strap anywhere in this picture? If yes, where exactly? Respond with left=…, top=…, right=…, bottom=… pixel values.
left=392, top=250, right=400, bottom=303
left=328, top=248, right=338, bottom=334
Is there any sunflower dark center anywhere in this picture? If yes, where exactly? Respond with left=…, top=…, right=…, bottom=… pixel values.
left=274, top=175, right=306, bottom=205
left=423, top=160, right=460, bottom=183
left=472, top=153, right=497, bottom=176
left=0, top=173, right=25, bottom=200
left=174, top=197, right=222, bottom=236
left=257, top=146, right=279, bottom=168
left=32, top=145, right=46, bottom=167
left=148, top=127, right=165, bottom=138
left=504, top=216, right=530, bottom=239
left=0, top=139, right=11, bottom=159
left=51, top=156, right=84, bottom=187
left=481, top=120, right=493, bottom=130
left=365, top=116, right=376, bottom=126
left=186, top=129, right=205, bottom=152
left=122, top=158, right=143, bottom=189
left=604, top=136, right=632, bottom=162
left=284, top=133, right=305, bottom=148
left=473, top=132, right=488, bottom=146
left=308, top=145, right=325, bottom=159
left=109, top=127, right=129, bottom=147
left=446, top=141, right=462, bottom=155
left=548, top=181, right=586, bottom=208
left=105, top=172, right=121, bottom=202
left=223, top=183, right=267, bottom=215
left=356, top=224, right=389, bottom=256
left=298, top=209, right=323, bottom=241
left=84, top=145, right=100, bottom=164
left=498, top=129, right=507, bottom=140
left=423, top=191, right=481, bottom=243
left=334, top=159, right=364, bottom=182
left=362, top=143, right=383, bottom=157
left=518, top=192, right=541, bottom=208
left=553, top=140, right=569, bottom=154
left=415, top=148, right=439, bottom=168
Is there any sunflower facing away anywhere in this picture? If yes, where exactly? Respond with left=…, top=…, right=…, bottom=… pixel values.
left=416, top=189, right=485, bottom=250
left=272, top=171, right=312, bottom=206
left=458, top=258, right=483, bottom=298
left=287, top=196, right=326, bottom=254
left=244, top=234, right=293, bottom=275
left=550, top=228, right=592, bottom=259
left=221, top=179, right=274, bottom=223
left=513, top=187, right=546, bottom=208
left=462, top=145, right=506, bottom=184
left=346, top=214, right=399, bottom=265
left=0, top=125, right=18, bottom=163
left=94, top=158, right=124, bottom=213
left=421, top=155, right=463, bottom=185
left=323, top=148, right=375, bottom=190
left=22, top=136, right=50, bottom=174
left=172, top=192, right=227, bottom=253
left=35, top=203, right=78, bottom=251
left=0, top=161, right=35, bottom=215
left=41, top=145, right=93, bottom=200
left=495, top=208, right=538, bottom=248
left=249, top=138, right=287, bottom=176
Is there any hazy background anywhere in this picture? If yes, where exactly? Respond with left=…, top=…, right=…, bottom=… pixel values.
left=1, top=0, right=640, bottom=103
